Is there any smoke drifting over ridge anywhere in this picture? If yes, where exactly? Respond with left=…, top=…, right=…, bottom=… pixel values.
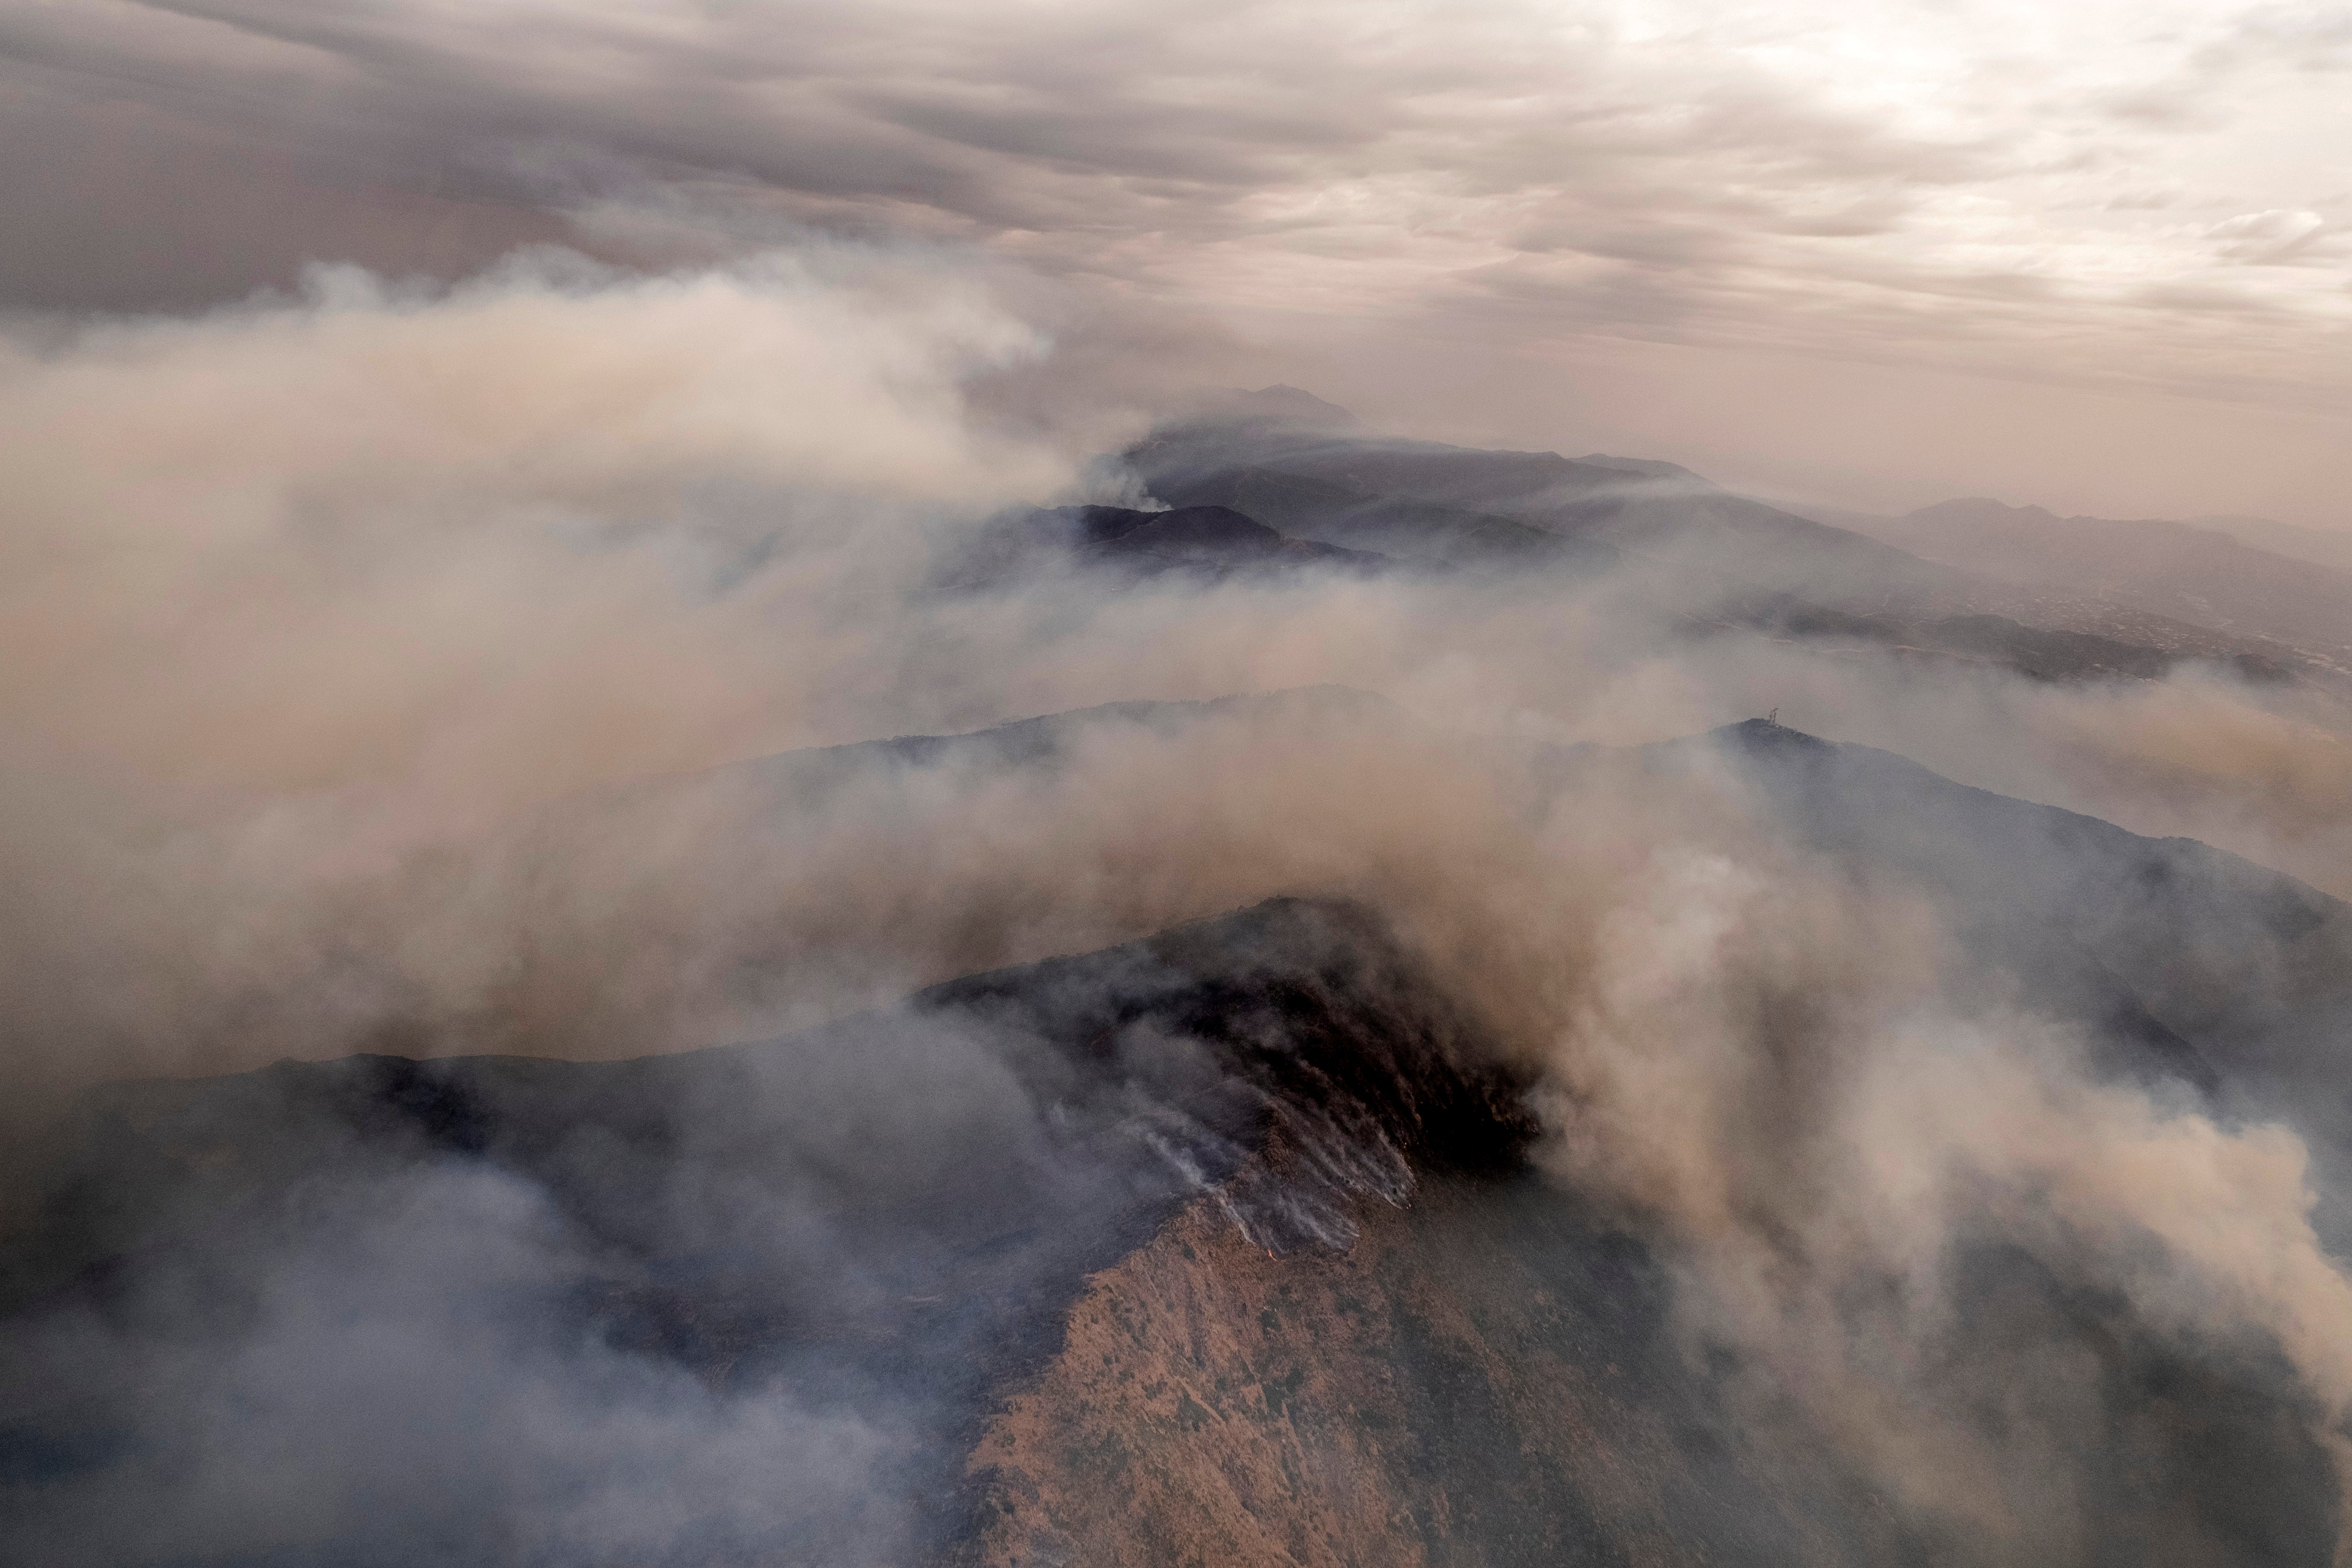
left=0, top=250, right=1119, bottom=1098
left=4, top=240, right=2352, bottom=1565
left=8, top=258, right=2347, bottom=1095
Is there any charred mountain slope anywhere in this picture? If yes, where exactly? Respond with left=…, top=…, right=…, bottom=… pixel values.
left=966, top=1163, right=2340, bottom=1568
left=0, top=899, right=1525, bottom=1568
left=966, top=725, right=2352, bottom=1568
left=7, top=724, right=2352, bottom=1564
left=945, top=502, right=1389, bottom=589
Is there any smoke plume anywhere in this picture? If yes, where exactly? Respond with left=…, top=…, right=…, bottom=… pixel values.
left=5, top=248, right=2352, bottom=1564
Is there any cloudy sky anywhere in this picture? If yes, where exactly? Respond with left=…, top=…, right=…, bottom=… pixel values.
left=3, top=0, right=2346, bottom=522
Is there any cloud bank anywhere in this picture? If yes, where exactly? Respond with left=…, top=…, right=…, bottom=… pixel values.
left=2, top=0, right=2346, bottom=523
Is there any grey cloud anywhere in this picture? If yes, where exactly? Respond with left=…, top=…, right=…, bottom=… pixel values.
left=2201, top=1, right=2352, bottom=72
left=2097, top=85, right=2225, bottom=129
left=0, top=2, right=2054, bottom=305
left=2208, top=209, right=2338, bottom=264
left=6, top=0, right=2346, bottom=518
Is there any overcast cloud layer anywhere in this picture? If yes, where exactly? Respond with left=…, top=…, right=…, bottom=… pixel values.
left=2, top=0, right=2346, bottom=523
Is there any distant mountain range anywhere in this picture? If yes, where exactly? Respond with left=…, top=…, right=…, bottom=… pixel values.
left=1118, top=396, right=2332, bottom=686
left=2194, top=513, right=2352, bottom=575
left=1809, top=497, right=2352, bottom=665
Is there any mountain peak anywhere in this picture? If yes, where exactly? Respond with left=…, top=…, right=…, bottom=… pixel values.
left=1575, top=453, right=1705, bottom=483
left=1906, top=496, right=2060, bottom=524
left=1710, top=716, right=1832, bottom=754
left=1212, top=384, right=1362, bottom=430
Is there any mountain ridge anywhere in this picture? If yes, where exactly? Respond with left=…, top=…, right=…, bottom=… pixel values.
left=11, top=715, right=2352, bottom=1563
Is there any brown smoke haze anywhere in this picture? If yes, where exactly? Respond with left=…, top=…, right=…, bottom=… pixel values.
left=3, top=238, right=2350, bottom=1555
left=4, top=2, right=2350, bottom=1547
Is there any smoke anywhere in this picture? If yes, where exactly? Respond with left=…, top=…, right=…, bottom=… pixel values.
left=0, top=247, right=1073, bottom=792
left=7, top=248, right=2352, bottom=1561
left=0, top=245, right=1152, bottom=1099
left=1511, top=798, right=2352, bottom=1554
left=0, top=1159, right=911, bottom=1567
